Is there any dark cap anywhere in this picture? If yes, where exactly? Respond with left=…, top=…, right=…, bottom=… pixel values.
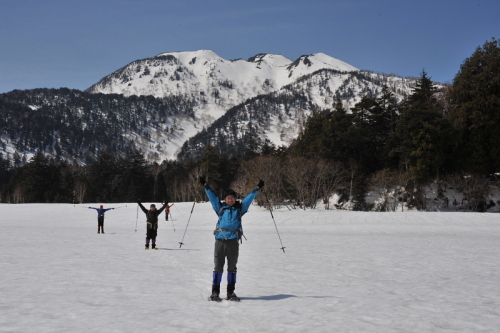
left=223, top=189, right=237, bottom=198
left=150, top=204, right=156, bottom=208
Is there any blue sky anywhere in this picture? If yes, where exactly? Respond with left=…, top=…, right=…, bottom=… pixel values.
left=1, top=0, right=499, bottom=93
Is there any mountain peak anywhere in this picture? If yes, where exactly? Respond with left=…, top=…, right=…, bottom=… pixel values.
left=287, top=53, right=358, bottom=72
left=247, top=53, right=292, bottom=67
left=156, top=49, right=222, bottom=64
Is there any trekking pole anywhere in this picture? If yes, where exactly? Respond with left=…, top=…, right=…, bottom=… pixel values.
left=170, top=212, right=175, bottom=232
left=263, top=190, right=286, bottom=253
left=135, top=204, right=139, bottom=233
left=179, top=201, right=196, bottom=248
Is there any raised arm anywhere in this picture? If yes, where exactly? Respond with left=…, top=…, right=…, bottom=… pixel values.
left=200, top=177, right=222, bottom=213
left=137, top=200, right=148, bottom=214
left=157, top=202, right=168, bottom=212
left=241, top=180, right=264, bottom=214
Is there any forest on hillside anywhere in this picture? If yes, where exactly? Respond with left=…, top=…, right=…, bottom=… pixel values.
left=1, top=39, right=499, bottom=211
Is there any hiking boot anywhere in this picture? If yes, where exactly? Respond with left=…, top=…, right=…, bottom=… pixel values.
left=145, top=244, right=149, bottom=250
left=209, top=293, right=222, bottom=302
left=227, top=292, right=240, bottom=301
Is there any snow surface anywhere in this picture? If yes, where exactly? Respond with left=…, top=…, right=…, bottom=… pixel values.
left=2, top=202, right=500, bottom=332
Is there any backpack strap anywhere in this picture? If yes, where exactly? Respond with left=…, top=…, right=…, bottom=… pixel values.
left=214, top=203, right=244, bottom=242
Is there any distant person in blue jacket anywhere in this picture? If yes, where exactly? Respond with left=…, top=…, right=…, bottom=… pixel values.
left=89, top=205, right=114, bottom=234
left=199, top=176, right=264, bottom=302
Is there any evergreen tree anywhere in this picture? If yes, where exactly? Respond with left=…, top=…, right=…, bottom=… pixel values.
left=87, top=151, right=117, bottom=202
left=292, top=108, right=329, bottom=158
left=448, top=38, right=500, bottom=174
left=0, top=153, right=11, bottom=199
left=118, top=151, right=151, bottom=202
left=260, top=139, right=277, bottom=156
left=21, top=152, right=60, bottom=202
left=242, top=132, right=261, bottom=161
left=199, top=145, right=224, bottom=188
left=376, top=85, right=399, bottom=133
left=350, top=95, right=376, bottom=127
left=389, top=71, right=455, bottom=183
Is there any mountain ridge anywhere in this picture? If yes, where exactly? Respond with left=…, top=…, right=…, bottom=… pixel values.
left=1, top=50, right=425, bottom=164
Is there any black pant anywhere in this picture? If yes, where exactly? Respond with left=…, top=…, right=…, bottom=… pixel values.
left=146, top=224, right=158, bottom=242
left=214, top=239, right=239, bottom=273
left=98, top=216, right=104, bottom=226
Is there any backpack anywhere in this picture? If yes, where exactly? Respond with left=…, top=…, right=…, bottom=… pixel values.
left=214, top=202, right=245, bottom=242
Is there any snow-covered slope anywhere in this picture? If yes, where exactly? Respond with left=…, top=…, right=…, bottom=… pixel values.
left=86, top=50, right=418, bottom=161
left=87, top=50, right=358, bottom=134
left=87, top=50, right=358, bottom=100
left=177, top=68, right=420, bottom=160
left=2, top=203, right=500, bottom=332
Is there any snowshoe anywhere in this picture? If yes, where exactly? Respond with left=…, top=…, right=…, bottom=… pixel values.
left=227, top=292, right=240, bottom=302
left=208, top=293, right=222, bottom=302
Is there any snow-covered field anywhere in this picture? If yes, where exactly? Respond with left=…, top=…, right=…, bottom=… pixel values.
left=1, top=202, right=500, bottom=332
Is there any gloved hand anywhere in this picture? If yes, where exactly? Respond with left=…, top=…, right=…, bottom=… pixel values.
left=257, top=180, right=264, bottom=188
left=199, top=177, right=206, bottom=186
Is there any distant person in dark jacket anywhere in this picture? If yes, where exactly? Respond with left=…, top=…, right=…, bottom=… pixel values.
left=138, top=200, right=167, bottom=249
left=89, top=205, right=114, bottom=234
left=200, top=177, right=264, bottom=301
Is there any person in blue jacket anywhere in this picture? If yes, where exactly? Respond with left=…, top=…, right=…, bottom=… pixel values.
left=89, top=205, right=114, bottom=234
left=199, top=176, right=264, bottom=301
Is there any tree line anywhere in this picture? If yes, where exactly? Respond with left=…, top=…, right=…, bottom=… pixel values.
left=1, top=39, right=499, bottom=211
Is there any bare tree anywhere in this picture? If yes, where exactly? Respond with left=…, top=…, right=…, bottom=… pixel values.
left=149, top=163, right=164, bottom=200
left=188, top=166, right=206, bottom=201
left=284, top=157, right=317, bottom=209
left=347, top=159, right=359, bottom=210
left=445, top=173, right=491, bottom=211
left=74, top=180, right=88, bottom=204
left=369, top=168, right=402, bottom=211
left=316, top=159, right=346, bottom=210
left=233, top=156, right=286, bottom=207
left=12, top=185, right=24, bottom=204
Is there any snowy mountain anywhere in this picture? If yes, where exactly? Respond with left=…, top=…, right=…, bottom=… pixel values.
left=1, top=50, right=423, bottom=164
left=87, top=50, right=359, bottom=101
left=85, top=50, right=419, bottom=161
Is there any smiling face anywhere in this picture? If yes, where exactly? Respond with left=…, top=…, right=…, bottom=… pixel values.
left=224, top=194, right=236, bottom=206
